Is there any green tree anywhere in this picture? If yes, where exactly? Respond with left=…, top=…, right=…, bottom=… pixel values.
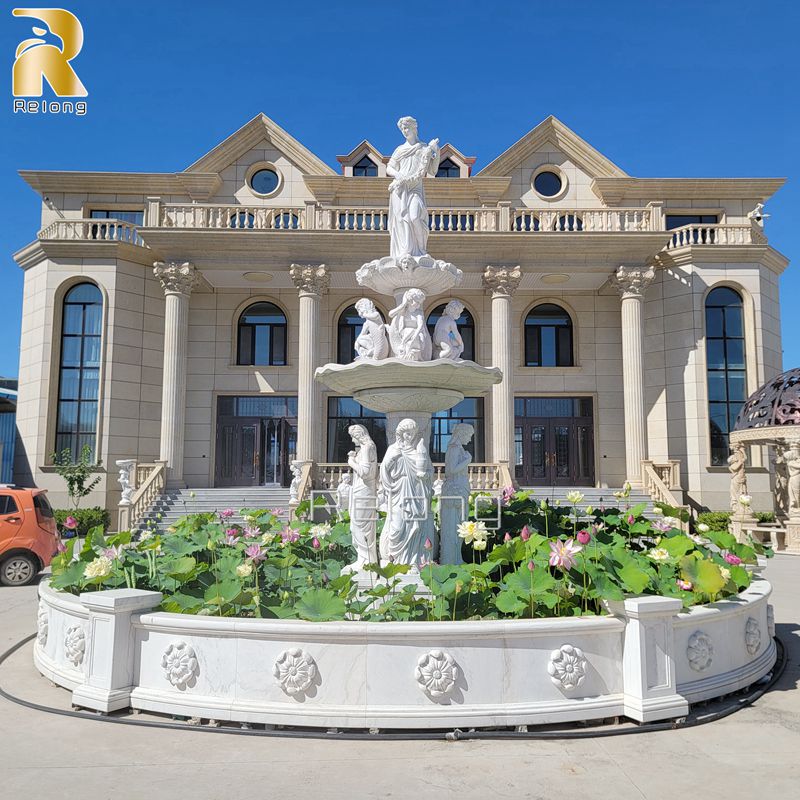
left=51, top=444, right=102, bottom=512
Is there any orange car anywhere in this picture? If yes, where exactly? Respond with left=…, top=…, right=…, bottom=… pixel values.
left=0, top=486, right=61, bottom=586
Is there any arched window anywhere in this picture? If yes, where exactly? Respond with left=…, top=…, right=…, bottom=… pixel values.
left=436, top=158, right=460, bottom=178
left=525, top=304, right=573, bottom=367
left=706, top=287, right=746, bottom=466
left=237, top=302, right=287, bottom=366
left=55, top=283, right=103, bottom=460
left=337, top=304, right=385, bottom=364
left=353, top=155, right=378, bottom=177
left=426, top=303, right=475, bottom=361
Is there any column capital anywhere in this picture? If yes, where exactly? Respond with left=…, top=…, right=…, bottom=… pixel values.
left=612, top=265, right=655, bottom=299
left=290, top=263, right=329, bottom=295
left=153, top=261, right=197, bottom=296
left=483, top=265, right=522, bottom=297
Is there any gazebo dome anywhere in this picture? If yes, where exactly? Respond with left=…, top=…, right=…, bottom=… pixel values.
left=733, top=368, right=800, bottom=433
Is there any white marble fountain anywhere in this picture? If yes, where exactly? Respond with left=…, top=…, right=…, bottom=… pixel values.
left=33, top=118, right=777, bottom=731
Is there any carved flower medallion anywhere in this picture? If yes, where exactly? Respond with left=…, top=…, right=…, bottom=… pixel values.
left=415, top=650, right=459, bottom=701
left=745, top=617, right=762, bottom=656
left=548, top=644, right=587, bottom=690
left=273, top=648, right=317, bottom=696
left=64, top=625, right=85, bottom=667
left=36, top=601, right=48, bottom=647
left=161, top=642, right=199, bottom=689
left=687, top=631, right=714, bottom=672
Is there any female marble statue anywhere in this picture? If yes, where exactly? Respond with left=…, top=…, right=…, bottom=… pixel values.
left=439, top=423, right=474, bottom=565
left=728, top=445, right=748, bottom=513
left=786, top=443, right=800, bottom=516
left=388, top=288, right=432, bottom=361
left=335, top=471, right=352, bottom=521
left=344, top=424, right=378, bottom=571
left=353, top=298, right=389, bottom=360
left=387, top=116, right=439, bottom=260
left=379, top=418, right=435, bottom=569
left=433, top=299, right=465, bottom=360
left=773, top=446, right=789, bottom=517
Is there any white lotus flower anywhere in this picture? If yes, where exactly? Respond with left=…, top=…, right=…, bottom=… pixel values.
left=83, top=556, right=113, bottom=579
left=565, top=490, right=584, bottom=505
left=457, top=520, right=488, bottom=544
left=236, top=562, right=254, bottom=578
left=738, top=495, right=752, bottom=507
left=648, top=548, right=671, bottom=562
left=697, top=523, right=710, bottom=533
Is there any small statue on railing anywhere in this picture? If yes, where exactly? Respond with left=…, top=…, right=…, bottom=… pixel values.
left=288, top=460, right=303, bottom=505
left=433, top=299, right=466, bottom=360
left=353, top=298, right=389, bottom=360
left=115, top=459, right=136, bottom=505
left=388, top=288, right=432, bottom=361
left=335, top=471, right=352, bottom=521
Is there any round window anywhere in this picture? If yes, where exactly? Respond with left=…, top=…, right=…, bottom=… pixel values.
left=249, top=168, right=280, bottom=196
left=533, top=170, right=563, bottom=198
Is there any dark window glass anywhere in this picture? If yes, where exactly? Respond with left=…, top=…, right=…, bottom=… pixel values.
left=55, top=283, right=103, bottom=461
left=666, top=214, right=719, bottom=246
left=426, top=303, right=475, bottom=361
left=436, top=158, right=460, bottom=178
left=250, top=168, right=279, bottom=195
left=33, top=493, right=54, bottom=518
left=705, top=287, right=746, bottom=465
left=555, top=214, right=582, bottom=231
left=524, top=304, right=573, bottom=367
left=337, top=304, right=385, bottom=364
left=237, top=302, right=287, bottom=366
left=353, top=156, right=378, bottom=177
left=89, top=210, right=143, bottom=244
left=230, top=211, right=255, bottom=229
left=430, top=398, right=485, bottom=462
left=327, top=398, right=388, bottom=462
left=533, top=170, right=563, bottom=197
left=513, top=214, right=541, bottom=231
left=89, top=209, right=143, bottom=225
left=0, top=495, right=18, bottom=515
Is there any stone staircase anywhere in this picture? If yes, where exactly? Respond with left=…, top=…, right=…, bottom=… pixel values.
left=137, top=487, right=291, bottom=535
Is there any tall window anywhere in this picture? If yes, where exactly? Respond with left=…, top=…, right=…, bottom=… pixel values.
left=430, top=398, right=485, bottom=462
left=337, top=303, right=385, bottom=364
left=436, top=158, right=460, bottom=178
left=426, top=303, right=475, bottom=361
left=525, top=304, right=573, bottom=367
left=327, top=398, right=387, bottom=461
left=55, top=283, right=103, bottom=460
left=353, top=155, right=378, bottom=177
left=706, top=287, right=746, bottom=466
left=237, top=302, right=287, bottom=366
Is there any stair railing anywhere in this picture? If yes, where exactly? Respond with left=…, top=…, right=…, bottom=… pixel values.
left=118, top=460, right=167, bottom=531
left=640, top=459, right=690, bottom=530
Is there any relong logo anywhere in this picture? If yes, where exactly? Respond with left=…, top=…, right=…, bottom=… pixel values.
left=12, top=7, right=87, bottom=114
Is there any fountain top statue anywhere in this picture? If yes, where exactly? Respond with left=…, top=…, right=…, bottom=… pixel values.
left=356, top=116, right=462, bottom=300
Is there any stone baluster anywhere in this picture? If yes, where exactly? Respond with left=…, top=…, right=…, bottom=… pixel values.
left=154, top=261, right=198, bottom=487
left=291, top=264, right=329, bottom=464
left=612, top=265, right=655, bottom=485
left=483, top=266, right=522, bottom=470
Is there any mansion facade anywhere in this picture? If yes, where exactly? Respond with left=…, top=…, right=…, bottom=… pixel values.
left=12, top=114, right=788, bottom=521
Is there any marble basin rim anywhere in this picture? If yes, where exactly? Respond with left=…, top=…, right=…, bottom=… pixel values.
left=314, top=358, right=502, bottom=412
left=355, top=254, right=463, bottom=301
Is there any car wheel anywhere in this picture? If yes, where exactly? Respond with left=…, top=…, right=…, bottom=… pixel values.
left=0, top=554, right=38, bottom=586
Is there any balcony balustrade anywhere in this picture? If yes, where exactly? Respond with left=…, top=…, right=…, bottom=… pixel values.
left=38, top=218, right=146, bottom=246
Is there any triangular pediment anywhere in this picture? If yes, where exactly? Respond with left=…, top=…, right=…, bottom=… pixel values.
left=336, top=139, right=388, bottom=167
left=477, top=116, right=628, bottom=179
left=185, top=113, right=336, bottom=176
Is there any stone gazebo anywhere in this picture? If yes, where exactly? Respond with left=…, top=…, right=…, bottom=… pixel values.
left=729, top=367, right=800, bottom=552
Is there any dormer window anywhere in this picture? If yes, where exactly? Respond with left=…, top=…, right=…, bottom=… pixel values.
left=436, top=158, right=460, bottom=178
left=353, top=155, right=378, bottom=177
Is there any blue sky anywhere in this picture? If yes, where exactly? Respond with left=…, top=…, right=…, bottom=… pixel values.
left=1, top=0, right=797, bottom=378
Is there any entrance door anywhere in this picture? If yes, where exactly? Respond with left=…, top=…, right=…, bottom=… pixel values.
left=514, top=398, right=594, bottom=487
left=261, top=417, right=298, bottom=486
left=215, top=417, right=262, bottom=487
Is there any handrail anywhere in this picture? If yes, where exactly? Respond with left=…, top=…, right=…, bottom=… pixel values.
left=38, top=218, right=146, bottom=246
left=665, top=223, right=766, bottom=249
left=290, top=461, right=314, bottom=519
left=160, top=204, right=305, bottom=230
left=118, top=461, right=166, bottom=532
left=315, top=462, right=507, bottom=492
left=641, top=460, right=689, bottom=530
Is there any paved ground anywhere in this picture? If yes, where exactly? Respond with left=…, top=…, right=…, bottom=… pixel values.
left=0, top=556, right=798, bottom=800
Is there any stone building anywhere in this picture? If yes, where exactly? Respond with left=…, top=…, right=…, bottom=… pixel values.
left=12, top=114, right=788, bottom=523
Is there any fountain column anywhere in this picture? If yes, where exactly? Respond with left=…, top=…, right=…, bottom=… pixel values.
left=612, top=265, right=655, bottom=485
left=154, top=261, right=197, bottom=487
left=483, top=266, right=522, bottom=468
left=291, top=264, right=329, bottom=463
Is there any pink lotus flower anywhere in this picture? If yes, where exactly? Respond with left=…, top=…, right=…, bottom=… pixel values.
left=501, top=485, right=515, bottom=505
left=312, top=537, right=321, bottom=550
left=576, top=529, right=591, bottom=545
left=224, top=528, right=240, bottom=545
left=328, top=542, right=336, bottom=551
left=424, top=537, right=433, bottom=551
left=56, top=541, right=67, bottom=554
left=219, top=508, right=235, bottom=520
left=243, top=525, right=260, bottom=539
left=520, top=525, right=531, bottom=541
left=102, top=545, right=125, bottom=561
left=723, top=552, right=742, bottom=566
left=627, top=514, right=635, bottom=525
left=503, top=532, right=512, bottom=543
left=279, top=527, right=299, bottom=545
left=548, top=538, right=583, bottom=570
left=677, top=579, right=693, bottom=591
left=244, top=544, right=266, bottom=562
left=527, top=560, right=535, bottom=572
left=652, top=520, right=672, bottom=533
left=63, top=516, right=78, bottom=530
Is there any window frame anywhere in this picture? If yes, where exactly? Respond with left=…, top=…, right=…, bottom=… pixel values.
left=336, top=302, right=387, bottom=364
left=244, top=161, right=284, bottom=199
left=435, top=157, right=461, bottom=178
left=531, top=164, right=568, bottom=201
left=524, top=303, right=575, bottom=368
left=236, top=301, right=288, bottom=367
left=352, top=155, right=378, bottom=177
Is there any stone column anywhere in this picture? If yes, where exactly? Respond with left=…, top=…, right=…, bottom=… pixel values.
left=612, top=265, right=655, bottom=485
left=483, top=266, right=522, bottom=469
left=290, top=264, right=329, bottom=464
left=154, top=262, right=197, bottom=487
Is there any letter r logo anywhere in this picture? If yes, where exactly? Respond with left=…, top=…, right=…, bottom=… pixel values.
left=12, top=8, right=87, bottom=97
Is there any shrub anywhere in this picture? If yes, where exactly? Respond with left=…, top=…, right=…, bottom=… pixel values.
left=55, top=507, right=110, bottom=536
left=697, top=510, right=777, bottom=532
